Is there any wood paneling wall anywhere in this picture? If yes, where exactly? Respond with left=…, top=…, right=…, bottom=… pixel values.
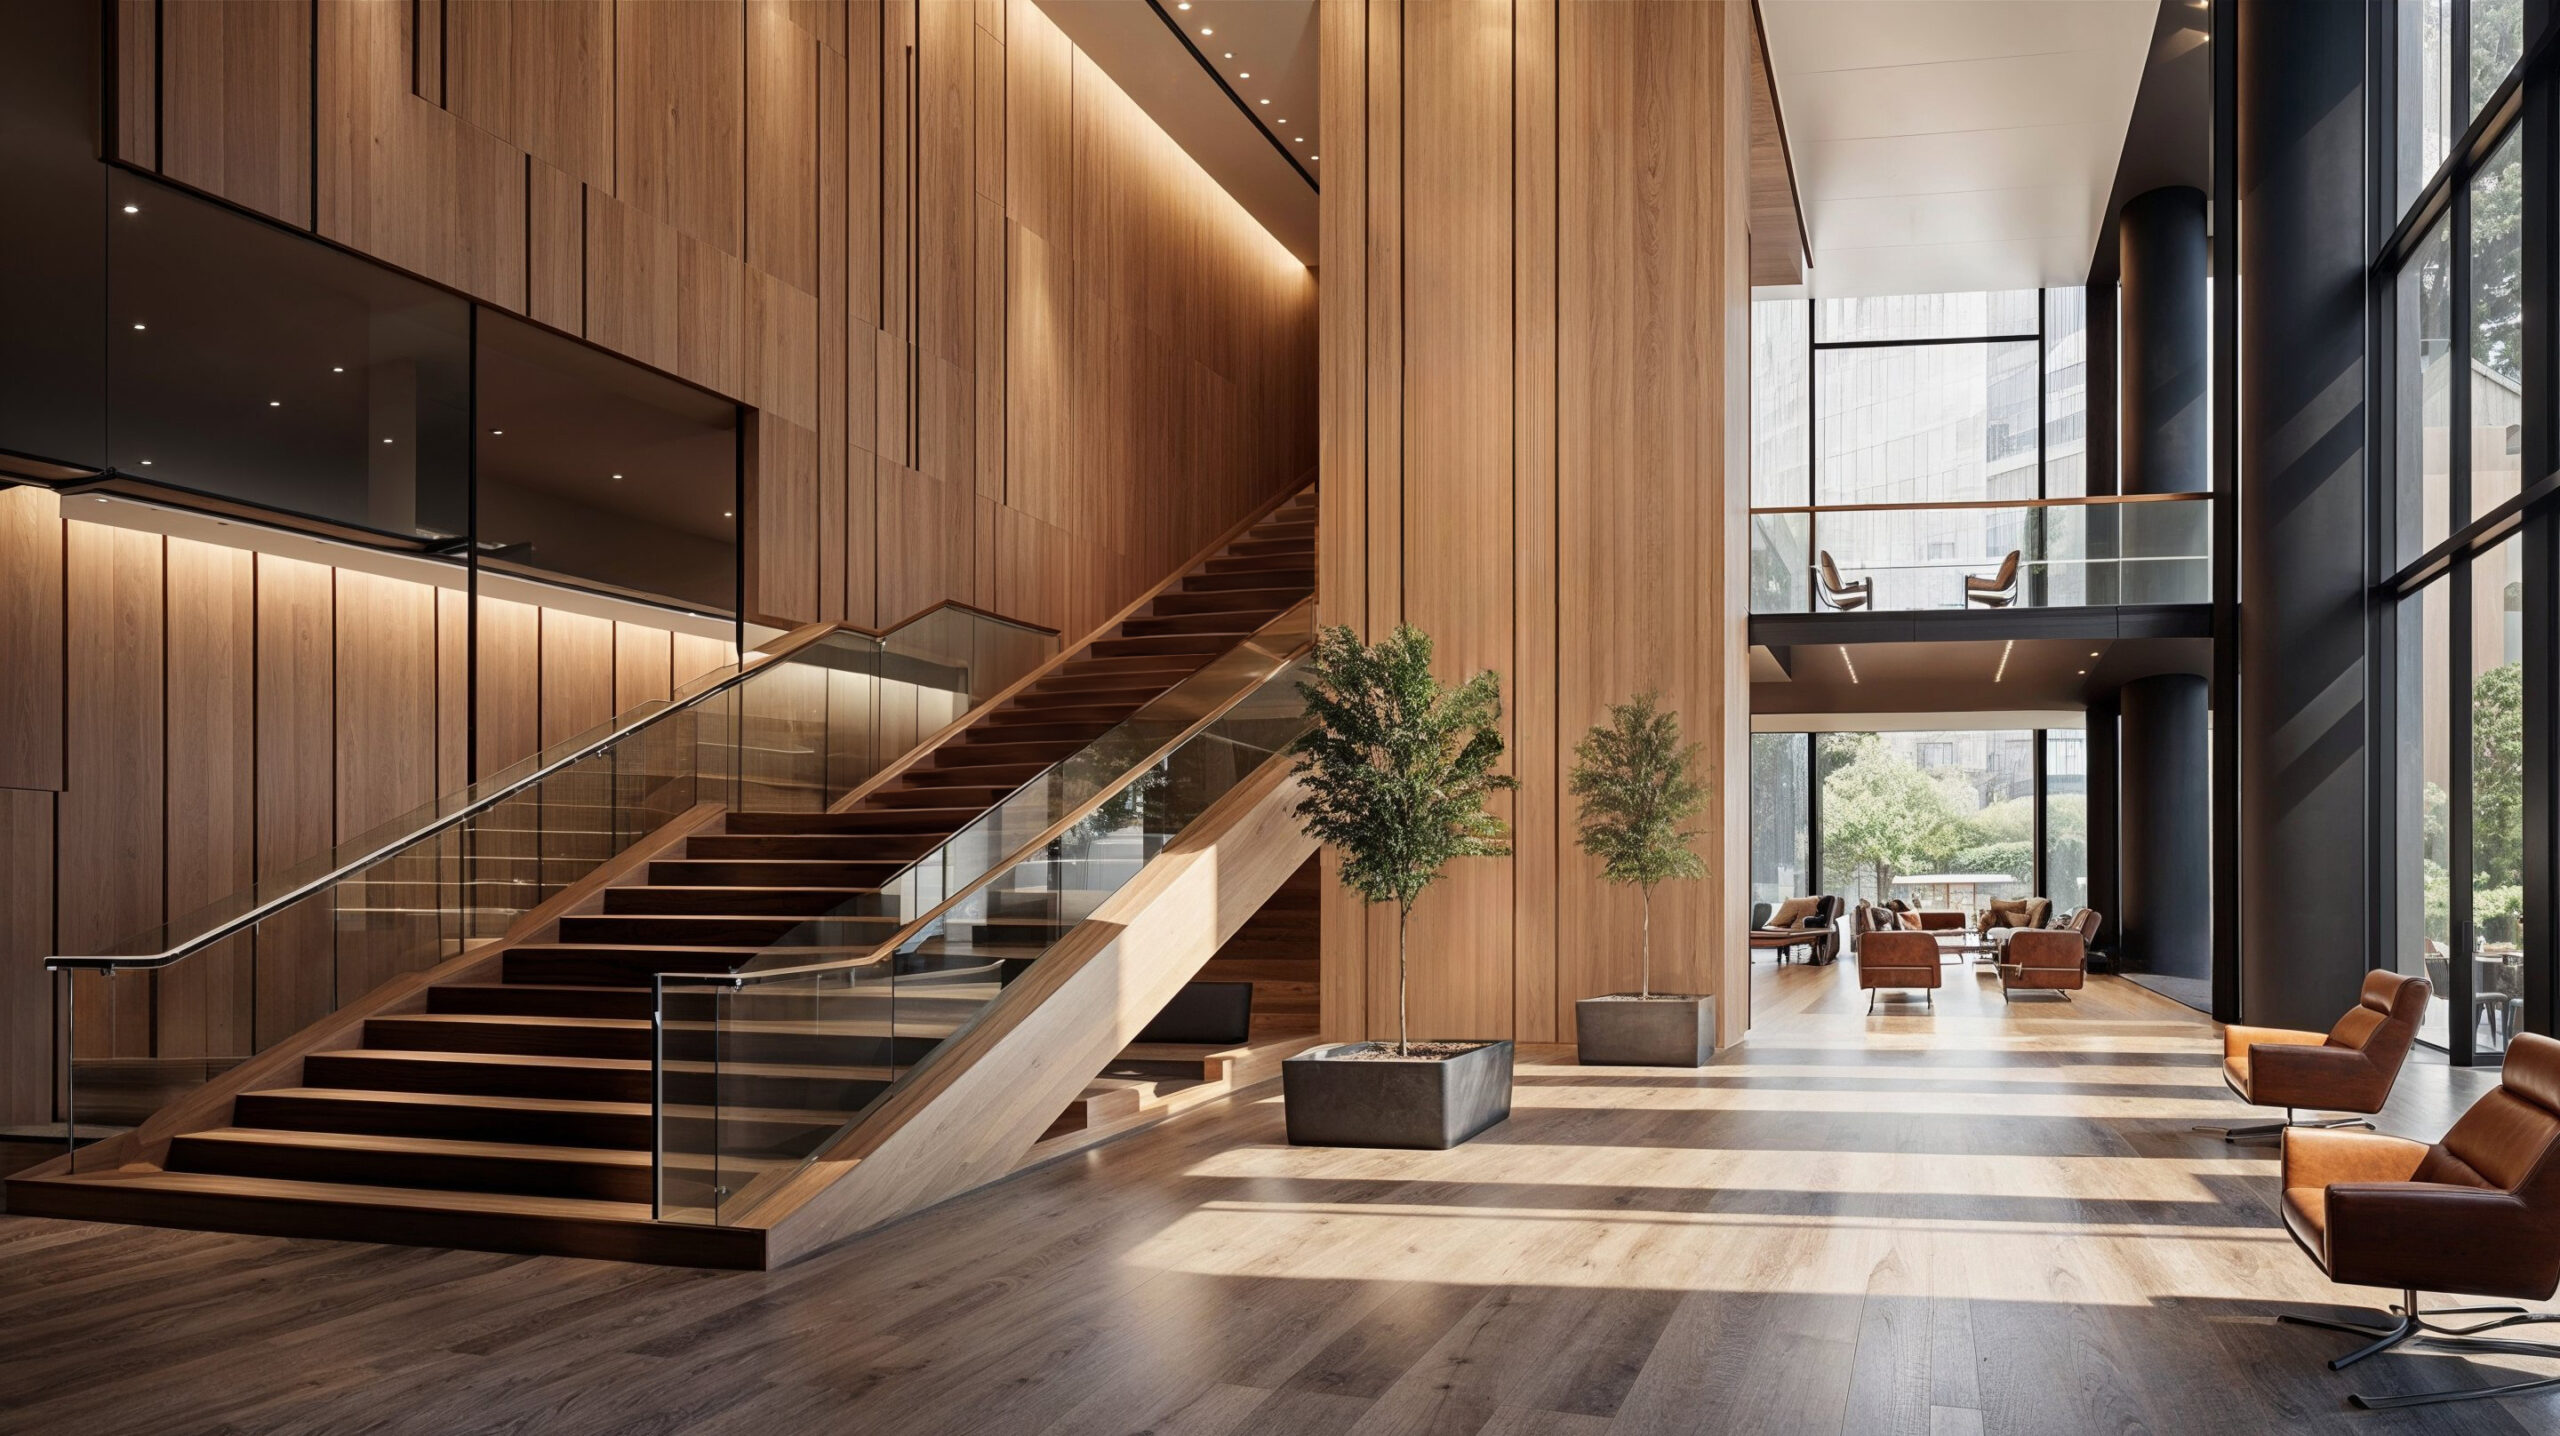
left=0, top=500, right=731, bottom=1116
left=1319, top=0, right=1752, bottom=1049
left=113, top=0, right=1313, bottom=641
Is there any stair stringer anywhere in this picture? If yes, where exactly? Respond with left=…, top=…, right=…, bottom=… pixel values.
left=751, top=754, right=1318, bottom=1266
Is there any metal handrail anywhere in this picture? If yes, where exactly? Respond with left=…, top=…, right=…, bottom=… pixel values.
left=1748, top=491, right=2213, bottom=517
left=45, top=604, right=1054, bottom=974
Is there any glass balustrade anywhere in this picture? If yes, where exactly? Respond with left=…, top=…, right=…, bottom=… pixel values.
left=1750, top=495, right=2213, bottom=614
left=47, top=609, right=1054, bottom=1171
left=655, top=603, right=1316, bottom=1226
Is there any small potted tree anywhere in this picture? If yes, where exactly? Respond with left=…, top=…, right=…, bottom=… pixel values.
left=1281, top=623, right=1518, bottom=1149
left=1569, top=691, right=1715, bottom=1066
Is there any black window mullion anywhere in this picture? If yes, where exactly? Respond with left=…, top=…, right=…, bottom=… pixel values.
left=2453, top=549, right=2480, bottom=1063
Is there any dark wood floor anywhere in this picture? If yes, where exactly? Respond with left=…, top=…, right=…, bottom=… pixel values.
left=1, top=959, right=2551, bottom=1435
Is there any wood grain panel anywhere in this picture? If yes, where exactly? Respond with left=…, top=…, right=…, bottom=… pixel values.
left=447, top=0, right=614, bottom=189
left=160, top=0, right=313, bottom=227
left=333, top=570, right=437, bottom=839
left=618, top=0, right=747, bottom=258
left=1317, top=0, right=1367, bottom=1045
left=583, top=189, right=680, bottom=373
left=0, top=485, right=64, bottom=791
left=61, top=524, right=163, bottom=1058
left=161, top=539, right=256, bottom=1062
left=974, top=20, right=1004, bottom=206
left=113, top=0, right=156, bottom=166
left=672, top=631, right=737, bottom=691
left=526, top=160, right=584, bottom=332
left=848, top=0, right=883, bottom=333
left=253, top=554, right=335, bottom=1047
left=0, top=789, right=54, bottom=1125
left=1005, top=221, right=1066, bottom=526
left=415, top=0, right=445, bottom=102
left=748, top=0, right=821, bottom=294
left=846, top=447, right=879, bottom=628
left=613, top=623, right=675, bottom=712
left=975, top=197, right=1004, bottom=502
left=315, top=0, right=526, bottom=308
left=1358, top=0, right=1406, bottom=1038
left=473, top=596, right=541, bottom=777
left=1399, top=0, right=1515, bottom=1044
left=538, top=608, right=615, bottom=748
left=819, top=42, right=850, bottom=622
left=1511, top=0, right=1559, bottom=1044
left=917, top=0, right=971, bottom=372
left=437, top=586, right=469, bottom=795
left=1006, top=0, right=1072, bottom=246
left=745, top=416, right=821, bottom=626
left=749, top=268, right=820, bottom=429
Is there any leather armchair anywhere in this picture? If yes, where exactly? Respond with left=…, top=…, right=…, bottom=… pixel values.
left=1903, top=908, right=1966, bottom=932
left=2271, top=1032, right=2560, bottom=1409
left=1856, top=931, right=1940, bottom=1012
left=2197, top=970, right=2429, bottom=1143
left=1995, top=929, right=2083, bottom=1000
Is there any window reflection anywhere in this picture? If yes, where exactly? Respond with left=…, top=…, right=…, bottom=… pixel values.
left=2397, top=219, right=2453, bottom=568
left=1749, top=733, right=1809, bottom=909
left=2397, top=0, right=2452, bottom=210
left=2401, top=581, right=2452, bottom=1050
left=2470, top=130, right=2522, bottom=522
left=2471, top=536, right=2524, bottom=1053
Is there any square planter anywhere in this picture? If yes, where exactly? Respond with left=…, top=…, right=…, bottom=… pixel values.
left=1282, top=1039, right=1514, bottom=1149
left=1575, top=993, right=1716, bottom=1067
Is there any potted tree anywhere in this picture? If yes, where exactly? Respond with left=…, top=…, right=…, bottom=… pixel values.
left=1281, top=623, right=1518, bottom=1149
left=1569, top=691, right=1715, bottom=1066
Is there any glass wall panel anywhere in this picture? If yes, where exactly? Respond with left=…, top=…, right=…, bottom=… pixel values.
left=2396, top=218, right=2455, bottom=568
left=2397, top=0, right=2453, bottom=210
left=2472, top=0, right=2524, bottom=117
left=476, top=312, right=740, bottom=613
left=2471, top=536, right=2525, bottom=1052
left=1817, top=730, right=2035, bottom=920
left=1815, top=290, right=2039, bottom=343
left=2044, top=729, right=2089, bottom=913
left=105, top=171, right=470, bottom=540
left=2471, top=129, right=2524, bottom=522
left=1814, top=341, right=2039, bottom=506
left=1749, top=733, right=1809, bottom=910
left=1751, top=300, right=1809, bottom=507
left=2399, top=580, right=2453, bottom=1050
left=2044, top=288, right=2088, bottom=499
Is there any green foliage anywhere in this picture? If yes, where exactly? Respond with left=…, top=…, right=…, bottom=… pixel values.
left=1818, top=743, right=1963, bottom=896
left=1570, top=693, right=1710, bottom=997
left=1290, top=624, right=1515, bottom=1051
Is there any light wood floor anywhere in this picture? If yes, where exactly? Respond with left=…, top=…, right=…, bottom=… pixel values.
left=2, top=958, right=2553, bottom=1435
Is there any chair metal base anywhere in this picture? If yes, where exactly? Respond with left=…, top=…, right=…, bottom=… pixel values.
left=2190, top=1109, right=2373, bottom=1144
left=2277, top=1289, right=2560, bottom=1408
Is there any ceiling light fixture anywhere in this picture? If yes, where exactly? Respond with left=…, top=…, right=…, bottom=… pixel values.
left=612, top=473, right=623, bottom=480
left=382, top=437, right=394, bottom=444
left=139, top=459, right=152, bottom=466
left=1239, top=72, right=1250, bottom=78
left=1259, top=98, right=1270, bottom=105
left=1222, top=51, right=1233, bottom=58
left=121, top=204, right=138, bottom=215
left=131, top=322, right=145, bottom=330
left=1993, top=639, right=2013, bottom=684
left=723, top=510, right=734, bottom=518
left=1839, top=645, right=1858, bottom=684
left=1200, top=28, right=1213, bottom=36
left=267, top=400, right=281, bottom=408
left=2077, top=669, right=2088, bottom=676
left=331, top=366, right=345, bottom=373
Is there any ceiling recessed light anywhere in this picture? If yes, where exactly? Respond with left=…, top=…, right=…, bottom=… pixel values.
left=267, top=400, right=281, bottom=408
left=2077, top=669, right=2088, bottom=676
left=331, top=366, right=345, bottom=373
left=1177, top=1, right=1190, bottom=8
left=1294, top=137, right=1304, bottom=143
left=612, top=473, right=623, bottom=480
left=489, top=429, right=504, bottom=436
left=723, top=510, right=734, bottom=518
left=1259, top=98, right=1269, bottom=105
left=121, top=204, right=138, bottom=215
left=2089, top=651, right=2100, bottom=658
left=1200, top=27, right=1212, bottom=35
left=1239, top=71, right=1250, bottom=78
left=1310, top=155, right=1319, bottom=161
left=139, top=459, right=152, bottom=466
left=1222, top=51, right=1232, bottom=58
left=131, top=322, right=145, bottom=330
left=1277, top=118, right=1287, bottom=124
left=382, top=437, right=394, bottom=444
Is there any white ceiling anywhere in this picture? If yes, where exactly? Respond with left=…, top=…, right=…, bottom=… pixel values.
left=1758, top=0, right=2158, bottom=297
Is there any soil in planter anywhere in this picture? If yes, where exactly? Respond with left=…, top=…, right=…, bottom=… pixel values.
left=1334, top=1041, right=1492, bottom=1062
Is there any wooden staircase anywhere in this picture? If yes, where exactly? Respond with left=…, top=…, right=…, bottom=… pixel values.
left=10, top=487, right=1321, bottom=1266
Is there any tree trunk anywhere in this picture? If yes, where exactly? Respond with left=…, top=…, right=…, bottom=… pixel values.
left=1640, top=887, right=1653, bottom=998
left=1396, top=905, right=1411, bottom=1056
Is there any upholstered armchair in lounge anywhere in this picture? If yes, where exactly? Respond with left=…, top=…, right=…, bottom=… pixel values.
left=1748, top=896, right=1840, bottom=965
left=1996, top=929, right=2085, bottom=1000
left=1964, top=550, right=2020, bottom=608
left=1856, top=931, right=1940, bottom=1013
left=2271, top=1032, right=2560, bottom=1409
left=2195, top=970, right=2430, bottom=1143
left=1901, top=907, right=1966, bottom=932
left=1976, top=896, right=2051, bottom=936
left=1815, top=552, right=1871, bottom=611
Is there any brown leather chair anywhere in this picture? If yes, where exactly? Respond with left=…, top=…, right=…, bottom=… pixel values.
left=2272, top=1031, right=2560, bottom=1409
left=1902, top=907, right=1966, bottom=932
left=1856, top=931, right=1940, bottom=1013
left=1996, top=929, right=2084, bottom=1000
left=1815, top=552, right=1871, bottom=611
left=1965, top=549, right=2020, bottom=608
left=2196, top=971, right=2430, bottom=1144
left=1976, top=895, right=2051, bottom=935
left=1749, top=895, right=1838, bottom=965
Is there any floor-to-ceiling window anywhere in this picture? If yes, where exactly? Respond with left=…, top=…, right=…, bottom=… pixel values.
left=1748, top=289, right=2204, bottom=613
left=2380, top=0, right=2539, bottom=1061
left=1750, top=733, right=1811, bottom=911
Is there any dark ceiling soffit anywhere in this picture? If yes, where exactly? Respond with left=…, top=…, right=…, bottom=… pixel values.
left=1748, top=603, right=2215, bottom=648
left=1749, top=0, right=1812, bottom=271
left=1143, top=0, right=1318, bottom=192
left=2086, top=0, right=2211, bottom=287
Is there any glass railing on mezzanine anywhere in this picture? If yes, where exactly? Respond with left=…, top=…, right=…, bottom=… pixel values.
left=652, top=599, right=1318, bottom=1226
left=43, top=607, right=1056, bottom=1169
left=1749, top=493, right=2213, bottom=614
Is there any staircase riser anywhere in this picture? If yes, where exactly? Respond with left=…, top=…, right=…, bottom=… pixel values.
left=301, top=1053, right=884, bottom=1111
left=365, top=1017, right=652, bottom=1060
left=604, top=888, right=895, bottom=918
left=683, top=836, right=937, bottom=861
left=166, top=1137, right=653, bottom=1204
left=557, top=915, right=896, bottom=946
left=650, top=860, right=912, bottom=887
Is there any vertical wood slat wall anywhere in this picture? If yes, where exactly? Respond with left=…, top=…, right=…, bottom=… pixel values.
left=110, top=0, right=1313, bottom=641
left=0, top=483, right=738, bottom=1118
left=1318, top=0, right=1753, bottom=1049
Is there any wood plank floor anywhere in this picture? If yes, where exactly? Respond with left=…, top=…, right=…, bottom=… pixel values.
left=3, top=958, right=2554, bottom=1434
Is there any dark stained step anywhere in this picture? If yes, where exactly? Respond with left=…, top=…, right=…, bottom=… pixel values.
left=602, top=885, right=886, bottom=917
left=683, top=832, right=940, bottom=861
left=166, top=1128, right=657, bottom=1204
left=931, top=738, right=1092, bottom=768
left=430, top=982, right=654, bottom=1021
left=230, top=1088, right=654, bottom=1150
left=556, top=912, right=897, bottom=947
left=950, top=718, right=1116, bottom=747
left=1042, top=655, right=1213, bottom=681
left=365, top=1013, right=654, bottom=1060
left=503, top=944, right=767, bottom=985
left=1182, top=568, right=1314, bottom=592
left=1119, top=610, right=1287, bottom=637
left=1203, top=553, right=1315, bottom=576
left=1089, top=632, right=1247, bottom=659
left=649, top=858, right=921, bottom=888
left=1149, top=587, right=1311, bottom=617
left=724, top=808, right=976, bottom=835
left=305, top=1049, right=657, bottom=1104
left=981, top=701, right=1142, bottom=729
left=862, top=784, right=1012, bottom=810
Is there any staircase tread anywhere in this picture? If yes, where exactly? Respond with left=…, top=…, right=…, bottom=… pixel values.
left=23, top=1167, right=662, bottom=1221
left=312, top=1047, right=891, bottom=1081
left=179, top=1127, right=655, bottom=1167
left=242, top=1086, right=857, bottom=1126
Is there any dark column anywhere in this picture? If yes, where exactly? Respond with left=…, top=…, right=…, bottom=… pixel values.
left=2086, top=699, right=2120, bottom=964
left=2117, top=185, right=2210, bottom=606
left=2235, top=0, right=2374, bottom=1031
left=0, top=0, right=106, bottom=473
left=2085, top=282, right=2119, bottom=497
left=2119, top=674, right=2211, bottom=982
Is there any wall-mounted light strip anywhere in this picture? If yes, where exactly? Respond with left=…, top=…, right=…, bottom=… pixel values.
left=1993, top=639, right=2013, bottom=683
left=1839, top=645, right=1858, bottom=684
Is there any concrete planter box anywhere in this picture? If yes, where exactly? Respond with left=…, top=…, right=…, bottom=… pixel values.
left=1575, top=993, right=1716, bottom=1067
left=1282, top=1040, right=1514, bottom=1149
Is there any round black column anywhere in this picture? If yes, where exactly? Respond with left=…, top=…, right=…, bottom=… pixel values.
left=2117, top=185, right=2210, bottom=604
left=2117, top=673, right=2211, bottom=985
